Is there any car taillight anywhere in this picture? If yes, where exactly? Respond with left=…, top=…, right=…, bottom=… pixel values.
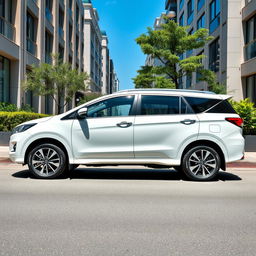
left=225, top=117, right=243, bottom=127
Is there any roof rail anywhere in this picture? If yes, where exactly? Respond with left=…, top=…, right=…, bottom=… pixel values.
left=114, top=89, right=216, bottom=95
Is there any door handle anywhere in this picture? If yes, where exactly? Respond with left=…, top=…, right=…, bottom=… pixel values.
left=180, top=119, right=196, bottom=125
left=116, top=121, right=133, bottom=128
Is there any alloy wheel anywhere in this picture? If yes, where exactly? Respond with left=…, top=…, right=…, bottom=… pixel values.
left=188, top=149, right=217, bottom=179
left=31, top=147, right=61, bottom=177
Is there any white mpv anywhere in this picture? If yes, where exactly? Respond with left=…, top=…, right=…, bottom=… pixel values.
left=9, top=89, right=244, bottom=181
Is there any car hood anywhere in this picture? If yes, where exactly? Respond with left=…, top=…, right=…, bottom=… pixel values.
left=20, top=116, right=54, bottom=126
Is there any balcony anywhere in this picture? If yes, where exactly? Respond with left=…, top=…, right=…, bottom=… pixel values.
left=0, top=16, right=15, bottom=41
left=45, top=8, right=53, bottom=23
left=26, top=38, right=37, bottom=56
left=209, top=14, right=220, bottom=34
left=45, top=52, right=52, bottom=64
left=245, top=39, right=256, bottom=61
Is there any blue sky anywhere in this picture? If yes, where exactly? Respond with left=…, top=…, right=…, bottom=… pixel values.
left=92, top=0, right=165, bottom=90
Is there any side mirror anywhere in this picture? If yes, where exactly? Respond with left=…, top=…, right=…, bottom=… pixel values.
left=77, top=107, right=88, bottom=119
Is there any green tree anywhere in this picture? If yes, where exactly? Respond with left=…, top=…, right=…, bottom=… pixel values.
left=134, top=19, right=225, bottom=93
left=23, top=55, right=89, bottom=114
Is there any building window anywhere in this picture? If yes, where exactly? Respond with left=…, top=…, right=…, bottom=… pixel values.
left=187, top=28, right=194, bottom=57
left=26, top=12, right=37, bottom=56
left=69, top=0, right=73, bottom=9
left=245, top=14, right=256, bottom=61
left=76, top=35, right=79, bottom=57
left=246, top=75, right=256, bottom=105
left=187, top=0, right=194, bottom=25
left=209, top=0, right=220, bottom=33
left=45, top=0, right=53, bottom=23
left=186, top=74, right=192, bottom=88
left=209, top=38, right=220, bottom=72
left=179, top=0, right=184, bottom=11
left=45, top=31, right=53, bottom=64
left=59, top=45, right=64, bottom=61
left=0, top=0, right=4, bottom=17
left=0, top=0, right=14, bottom=41
left=196, top=51, right=204, bottom=82
left=0, top=55, right=10, bottom=102
left=197, top=13, right=205, bottom=29
left=197, top=0, right=205, bottom=12
left=179, top=12, right=184, bottom=26
left=59, top=9, right=64, bottom=39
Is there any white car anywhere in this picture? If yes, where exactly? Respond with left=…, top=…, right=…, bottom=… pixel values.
left=9, top=89, right=244, bottom=181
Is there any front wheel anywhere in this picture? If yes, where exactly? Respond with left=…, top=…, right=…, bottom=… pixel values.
left=182, top=146, right=221, bottom=181
left=28, top=143, right=67, bottom=179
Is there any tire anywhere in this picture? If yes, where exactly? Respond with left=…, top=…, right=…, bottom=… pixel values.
left=28, top=143, right=67, bottom=179
left=182, top=145, right=221, bottom=181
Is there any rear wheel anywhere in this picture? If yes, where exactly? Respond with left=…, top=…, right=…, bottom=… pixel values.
left=182, top=146, right=221, bottom=181
left=28, top=143, right=67, bottom=179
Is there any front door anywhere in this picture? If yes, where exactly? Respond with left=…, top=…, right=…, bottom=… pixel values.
left=72, top=95, right=136, bottom=160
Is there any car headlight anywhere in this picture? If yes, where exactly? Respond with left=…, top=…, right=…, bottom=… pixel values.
left=12, top=123, right=37, bottom=134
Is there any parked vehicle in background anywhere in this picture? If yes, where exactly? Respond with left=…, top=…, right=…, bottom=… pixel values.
left=9, top=89, right=244, bottom=181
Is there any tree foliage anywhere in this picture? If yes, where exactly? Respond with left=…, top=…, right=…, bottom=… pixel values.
left=134, top=19, right=225, bottom=94
left=230, top=98, right=256, bottom=129
left=23, top=55, right=90, bottom=114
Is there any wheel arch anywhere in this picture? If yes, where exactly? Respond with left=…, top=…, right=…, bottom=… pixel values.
left=24, top=138, right=70, bottom=165
left=181, top=140, right=226, bottom=171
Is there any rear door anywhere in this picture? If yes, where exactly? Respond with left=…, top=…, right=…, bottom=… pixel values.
left=134, top=94, right=200, bottom=159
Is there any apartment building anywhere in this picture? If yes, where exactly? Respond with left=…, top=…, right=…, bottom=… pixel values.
left=163, top=0, right=256, bottom=103
left=241, top=0, right=256, bottom=105
left=101, top=30, right=110, bottom=94
left=82, top=0, right=102, bottom=92
left=0, top=0, right=85, bottom=114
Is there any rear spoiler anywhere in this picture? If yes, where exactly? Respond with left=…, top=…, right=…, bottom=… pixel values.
left=219, top=95, right=232, bottom=100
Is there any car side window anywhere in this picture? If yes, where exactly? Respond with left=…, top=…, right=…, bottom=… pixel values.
left=86, top=96, right=135, bottom=118
left=140, top=95, right=180, bottom=115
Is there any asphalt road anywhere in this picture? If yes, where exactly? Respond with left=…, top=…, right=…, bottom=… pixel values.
left=0, top=163, right=256, bottom=256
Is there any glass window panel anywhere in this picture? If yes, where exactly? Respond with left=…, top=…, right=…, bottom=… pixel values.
left=141, top=96, right=180, bottom=115
left=87, top=96, right=135, bottom=118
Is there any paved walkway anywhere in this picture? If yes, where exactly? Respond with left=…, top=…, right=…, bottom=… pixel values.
left=1, top=146, right=255, bottom=168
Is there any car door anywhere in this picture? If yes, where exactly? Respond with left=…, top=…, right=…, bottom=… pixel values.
left=71, top=95, right=136, bottom=160
left=134, top=94, right=199, bottom=159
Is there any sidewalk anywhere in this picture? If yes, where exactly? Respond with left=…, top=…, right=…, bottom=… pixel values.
left=1, top=146, right=255, bottom=168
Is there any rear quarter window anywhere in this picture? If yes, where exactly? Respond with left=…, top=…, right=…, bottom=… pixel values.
left=185, top=97, right=221, bottom=113
left=206, top=100, right=237, bottom=114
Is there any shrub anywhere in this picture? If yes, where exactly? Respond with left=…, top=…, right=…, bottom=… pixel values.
left=230, top=98, right=256, bottom=129
left=0, top=112, right=49, bottom=132
left=0, top=102, right=34, bottom=112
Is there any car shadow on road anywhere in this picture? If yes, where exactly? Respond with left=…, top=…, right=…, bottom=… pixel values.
left=12, top=167, right=242, bottom=182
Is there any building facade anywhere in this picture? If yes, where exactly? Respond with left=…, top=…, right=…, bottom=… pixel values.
left=101, top=30, right=110, bottom=94
left=0, top=0, right=84, bottom=114
left=82, top=0, right=102, bottom=93
left=163, top=0, right=256, bottom=103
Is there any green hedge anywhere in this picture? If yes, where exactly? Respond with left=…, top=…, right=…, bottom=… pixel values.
left=0, top=112, right=49, bottom=132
